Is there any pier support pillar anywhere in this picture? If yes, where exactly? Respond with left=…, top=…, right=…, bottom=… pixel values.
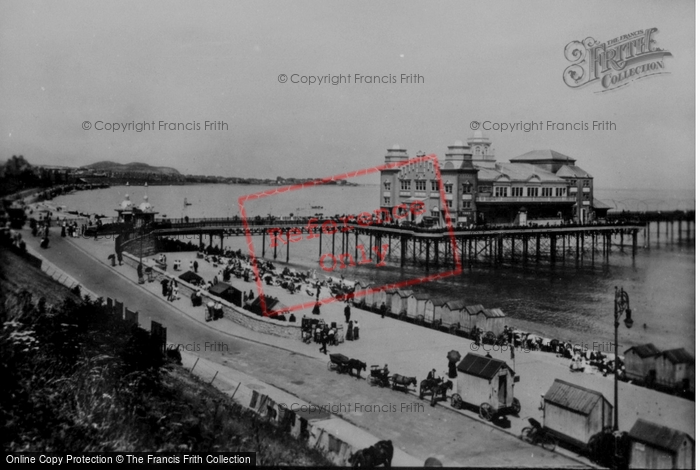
left=550, top=235, right=556, bottom=263
left=286, top=229, right=290, bottom=263
left=262, top=231, right=266, bottom=258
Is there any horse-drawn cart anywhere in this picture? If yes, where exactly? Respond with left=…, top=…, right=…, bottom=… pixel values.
left=328, top=353, right=351, bottom=374
left=367, top=365, right=391, bottom=388
left=450, top=353, right=521, bottom=421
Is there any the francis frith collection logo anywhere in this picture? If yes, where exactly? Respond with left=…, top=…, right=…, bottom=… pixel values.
left=563, top=28, right=672, bottom=93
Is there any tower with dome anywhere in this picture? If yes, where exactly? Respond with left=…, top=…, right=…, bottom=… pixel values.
left=115, top=189, right=159, bottom=227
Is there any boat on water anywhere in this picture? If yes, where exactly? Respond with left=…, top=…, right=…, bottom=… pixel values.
left=311, top=205, right=323, bottom=209
left=184, top=198, right=192, bottom=206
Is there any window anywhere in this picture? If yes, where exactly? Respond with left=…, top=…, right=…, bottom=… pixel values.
left=431, top=180, right=440, bottom=191
left=542, top=187, right=552, bottom=197
left=444, top=184, right=453, bottom=194
left=416, top=180, right=426, bottom=191
left=582, top=179, right=590, bottom=187
left=556, top=187, right=566, bottom=197
left=462, top=183, right=472, bottom=194
left=494, top=186, right=508, bottom=197
left=478, top=185, right=491, bottom=193
left=446, top=200, right=452, bottom=208
left=383, top=181, right=391, bottom=191
left=383, top=197, right=391, bottom=205
left=569, top=180, right=577, bottom=186
left=527, top=187, right=538, bottom=197
left=462, top=200, right=471, bottom=209
left=400, top=180, right=411, bottom=191
left=512, top=187, right=523, bottom=197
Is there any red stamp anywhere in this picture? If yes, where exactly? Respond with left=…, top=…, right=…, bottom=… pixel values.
left=238, top=154, right=461, bottom=317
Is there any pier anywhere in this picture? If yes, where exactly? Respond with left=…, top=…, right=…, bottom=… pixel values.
left=107, top=210, right=694, bottom=269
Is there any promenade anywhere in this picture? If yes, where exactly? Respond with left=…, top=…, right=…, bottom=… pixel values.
left=18, top=221, right=694, bottom=466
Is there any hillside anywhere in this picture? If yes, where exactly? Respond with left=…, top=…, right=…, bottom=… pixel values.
left=83, top=161, right=181, bottom=175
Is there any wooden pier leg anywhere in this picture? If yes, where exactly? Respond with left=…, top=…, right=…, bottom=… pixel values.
left=274, top=235, right=277, bottom=260
left=199, top=233, right=202, bottom=248
left=262, top=230, right=266, bottom=258
left=536, top=235, right=540, bottom=262
left=434, top=239, right=439, bottom=266
left=632, top=230, right=637, bottom=257
left=286, top=229, right=290, bottom=263
left=575, top=233, right=580, bottom=261
left=400, top=237, right=405, bottom=267
left=511, top=236, right=515, bottom=264
left=413, top=237, right=416, bottom=263
left=332, top=230, right=336, bottom=259
left=550, top=235, right=556, bottom=263
left=523, top=236, right=528, bottom=264
left=319, top=230, right=323, bottom=257
left=355, top=232, right=359, bottom=261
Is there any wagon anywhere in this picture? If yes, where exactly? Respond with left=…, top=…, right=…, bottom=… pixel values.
left=327, top=353, right=351, bottom=374
left=450, top=353, right=520, bottom=421
left=367, top=365, right=391, bottom=388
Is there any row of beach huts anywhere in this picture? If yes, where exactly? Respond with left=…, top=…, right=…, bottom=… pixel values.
left=348, top=281, right=506, bottom=335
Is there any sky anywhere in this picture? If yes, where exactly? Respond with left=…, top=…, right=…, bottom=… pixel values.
left=0, top=0, right=695, bottom=191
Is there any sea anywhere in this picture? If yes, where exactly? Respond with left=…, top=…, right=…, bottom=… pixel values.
left=51, top=184, right=695, bottom=354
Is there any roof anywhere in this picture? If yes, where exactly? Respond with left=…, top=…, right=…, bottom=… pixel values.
left=555, top=165, right=591, bottom=178
left=464, top=304, right=484, bottom=315
left=209, top=282, right=238, bottom=295
left=629, top=419, right=693, bottom=451
left=178, top=270, right=203, bottom=284
left=592, top=198, right=612, bottom=210
left=410, top=292, right=432, bottom=300
left=457, top=353, right=513, bottom=380
left=398, top=290, right=414, bottom=298
left=659, top=348, right=694, bottom=365
left=624, top=343, right=661, bottom=359
left=510, top=149, right=576, bottom=163
left=446, top=300, right=467, bottom=310
left=482, top=308, right=506, bottom=318
left=544, top=379, right=610, bottom=415
left=477, top=163, right=565, bottom=184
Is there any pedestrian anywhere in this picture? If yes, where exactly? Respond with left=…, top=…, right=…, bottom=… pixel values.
left=316, top=283, right=321, bottom=300
left=161, top=278, right=169, bottom=297
left=167, top=282, right=173, bottom=301
left=427, top=368, right=436, bottom=381
left=193, top=260, right=198, bottom=273
left=344, top=304, right=351, bottom=323
left=189, top=260, right=194, bottom=272
left=173, top=282, right=180, bottom=300
left=346, top=321, right=354, bottom=341
left=380, top=302, right=387, bottom=319
left=137, top=262, right=144, bottom=284
left=353, top=320, right=359, bottom=340
left=60, top=222, right=66, bottom=237
left=117, top=250, right=123, bottom=265
left=319, top=331, right=328, bottom=354
left=312, top=302, right=321, bottom=315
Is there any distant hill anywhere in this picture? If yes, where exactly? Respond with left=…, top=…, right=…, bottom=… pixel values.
left=83, top=161, right=181, bottom=175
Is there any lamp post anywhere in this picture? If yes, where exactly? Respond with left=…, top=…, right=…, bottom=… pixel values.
left=613, top=286, right=633, bottom=431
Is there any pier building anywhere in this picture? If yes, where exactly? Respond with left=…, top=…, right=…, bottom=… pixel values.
left=379, top=131, right=609, bottom=227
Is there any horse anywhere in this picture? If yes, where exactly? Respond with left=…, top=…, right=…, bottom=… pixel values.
left=349, top=440, right=393, bottom=467
left=347, top=359, right=367, bottom=378
left=391, top=374, right=417, bottom=392
left=430, top=380, right=453, bottom=407
left=419, top=377, right=442, bottom=399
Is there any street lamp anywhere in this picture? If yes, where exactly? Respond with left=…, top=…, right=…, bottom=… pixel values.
left=613, top=286, right=633, bottom=431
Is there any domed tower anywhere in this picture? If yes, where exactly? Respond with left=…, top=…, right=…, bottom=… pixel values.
left=444, top=140, right=472, bottom=168
left=384, top=144, right=409, bottom=163
left=467, top=130, right=496, bottom=168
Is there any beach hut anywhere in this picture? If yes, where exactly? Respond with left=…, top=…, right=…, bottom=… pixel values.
left=433, top=301, right=451, bottom=327
left=473, top=308, right=506, bottom=334
left=390, top=289, right=412, bottom=315
left=423, top=297, right=436, bottom=324
left=441, top=300, right=467, bottom=330
left=209, top=282, right=242, bottom=307
left=452, top=353, right=519, bottom=420
left=352, top=281, right=370, bottom=307
left=654, top=348, right=694, bottom=392
left=624, top=343, right=661, bottom=383
left=377, top=288, right=399, bottom=312
left=462, top=304, right=484, bottom=332
left=407, top=292, right=431, bottom=321
left=542, top=379, right=613, bottom=450
left=627, top=419, right=694, bottom=469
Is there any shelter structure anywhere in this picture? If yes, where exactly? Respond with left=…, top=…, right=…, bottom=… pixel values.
left=654, top=348, right=694, bottom=392
left=624, top=343, right=661, bottom=382
left=628, top=419, right=694, bottom=469
left=542, top=379, right=613, bottom=449
left=209, top=282, right=242, bottom=307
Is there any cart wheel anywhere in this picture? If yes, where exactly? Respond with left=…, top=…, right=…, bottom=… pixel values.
left=512, top=398, right=521, bottom=415
left=419, top=386, right=425, bottom=399
left=541, top=434, right=557, bottom=452
left=479, top=403, right=494, bottom=421
left=520, top=427, right=533, bottom=442
left=327, top=361, right=333, bottom=371
left=366, top=374, right=373, bottom=384
left=450, top=394, right=462, bottom=409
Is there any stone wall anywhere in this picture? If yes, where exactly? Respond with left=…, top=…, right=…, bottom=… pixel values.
left=122, top=252, right=301, bottom=340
